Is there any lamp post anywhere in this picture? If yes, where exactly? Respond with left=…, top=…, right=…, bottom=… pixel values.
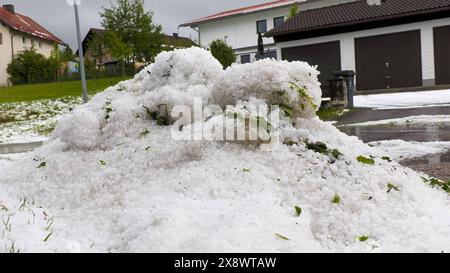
left=70, top=0, right=88, bottom=103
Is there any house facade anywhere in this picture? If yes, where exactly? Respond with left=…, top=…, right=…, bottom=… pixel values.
left=179, top=0, right=357, bottom=63
left=0, top=4, right=64, bottom=87
left=79, top=28, right=197, bottom=70
left=268, top=0, right=450, bottom=92
left=78, top=28, right=117, bottom=69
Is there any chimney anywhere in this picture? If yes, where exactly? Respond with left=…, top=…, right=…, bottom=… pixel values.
left=2, top=4, right=15, bottom=14
left=173, top=33, right=178, bottom=38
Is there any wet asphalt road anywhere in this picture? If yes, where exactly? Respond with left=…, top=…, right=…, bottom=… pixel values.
left=335, top=105, right=450, bottom=180
left=339, top=125, right=450, bottom=143
left=336, top=105, right=450, bottom=125
left=335, top=105, right=450, bottom=143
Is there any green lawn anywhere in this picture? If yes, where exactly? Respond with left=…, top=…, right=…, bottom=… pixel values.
left=317, top=108, right=357, bottom=121
left=0, top=76, right=131, bottom=103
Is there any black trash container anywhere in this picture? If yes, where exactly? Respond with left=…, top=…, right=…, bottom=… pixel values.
left=333, top=70, right=356, bottom=108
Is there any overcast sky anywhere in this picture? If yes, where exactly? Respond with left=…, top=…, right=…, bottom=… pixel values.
left=2, top=0, right=269, bottom=50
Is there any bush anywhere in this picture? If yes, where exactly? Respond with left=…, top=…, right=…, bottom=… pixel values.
left=7, top=49, right=57, bottom=85
left=209, top=39, right=236, bottom=69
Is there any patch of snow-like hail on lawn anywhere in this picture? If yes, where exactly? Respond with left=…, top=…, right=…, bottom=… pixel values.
left=355, top=89, right=450, bottom=109
left=0, top=47, right=449, bottom=253
left=0, top=97, right=82, bottom=144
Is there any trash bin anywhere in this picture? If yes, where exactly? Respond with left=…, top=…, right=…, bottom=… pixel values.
left=333, top=70, right=356, bottom=108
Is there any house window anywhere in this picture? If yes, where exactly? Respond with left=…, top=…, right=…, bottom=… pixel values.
left=39, top=41, right=42, bottom=48
left=22, top=37, right=26, bottom=44
left=241, top=54, right=251, bottom=64
left=274, top=16, right=285, bottom=27
left=256, top=20, right=267, bottom=33
left=0, top=33, right=3, bottom=45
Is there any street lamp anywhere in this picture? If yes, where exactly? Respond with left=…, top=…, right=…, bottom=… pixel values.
left=68, top=0, right=88, bottom=103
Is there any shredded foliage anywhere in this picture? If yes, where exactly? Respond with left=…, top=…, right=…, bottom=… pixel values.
left=359, top=236, right=369, bottom=242
left=381, top=156, right=392, bottom=162
left=332, top=194, right=341, bottom=204
left=275, top=233, right=290, bottom=241
left=295, top=206, right=302, bottom=217
left=289, top=82, right=318, bottom=111
left=140, top=129, right=150, bottom=137
left=143, top=105, right=170, bottom=126
left=387, top=183, right=400, bottom=193
left=305, top=141, right=343, bottom=160
left=422, top=177, right=450, bottom=194
left=357, top=156, right=375, bottom=166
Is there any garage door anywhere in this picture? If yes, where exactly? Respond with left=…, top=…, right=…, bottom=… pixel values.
left=355, top=30, right=422, bottom=91
left=281, top=41, right=341, bottom=96
left=434, top=25, right=450, bottom=85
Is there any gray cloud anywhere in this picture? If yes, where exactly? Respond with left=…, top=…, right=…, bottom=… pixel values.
left=3, top=0, right=268, bottom=49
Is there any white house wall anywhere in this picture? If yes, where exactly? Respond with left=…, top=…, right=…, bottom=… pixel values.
left=192, top=0, right=359, bottom=62
left=276, top=17, right=450, bottom=86
left=198, top=7, right=292, bottom=50
left=0, top=25, right=56, bottom=87
left=0, top=23, right=11, bottom=87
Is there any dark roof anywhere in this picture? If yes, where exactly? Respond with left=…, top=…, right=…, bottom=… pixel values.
left=78, top=28, right=106, bottom=55
left=163, top=34, right=197, bottom=47
left=267, top=0, right=450, bottom=38
left=180, top=0, right=297, bottom=27
left=78, top=28, right=197, bottom=54
left=0, top=6, right=64, bottom=44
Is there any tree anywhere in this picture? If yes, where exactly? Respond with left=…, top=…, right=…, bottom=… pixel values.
left=48, top=44, right=61, bottom=83
left=7, top=49, right=54, bottom=84
left=106, top=31, right=133, bottom=76
left=100, top=0, right=163, bottom=63
left=288, top=4, right=299, bottom=19
left=48, top=45, right=75, bottom=83
left=60, top=45, right=75, bottom=63
left=209, top=39, right=236, bottom=69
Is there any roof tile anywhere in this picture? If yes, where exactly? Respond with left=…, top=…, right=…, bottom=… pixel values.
left=0, top=7, right=64, bottom=44
left=180, top=0, right=298, bottom=27
left=267, top=0, right=450, bottom=37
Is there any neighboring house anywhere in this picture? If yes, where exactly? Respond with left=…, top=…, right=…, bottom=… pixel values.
left=267, top=0, right=450, bottom=92
left=0, top=4, right=64, bottom=87
left=78, top=28, right=116, bottom=70
left=180, top=0, right=317, bottom=63
left=162, top=33, right=197, bottom=50
left=79, top=28, right=196, bottom=69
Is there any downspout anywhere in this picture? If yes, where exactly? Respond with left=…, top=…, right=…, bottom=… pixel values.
left=190, top=26, right=201, bottom=47
left=9, top=32, right=16, bottom=87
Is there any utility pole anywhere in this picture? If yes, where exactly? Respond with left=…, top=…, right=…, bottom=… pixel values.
left=72, top=0, right=88, bottom=103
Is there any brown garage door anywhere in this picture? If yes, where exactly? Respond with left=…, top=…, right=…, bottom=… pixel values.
left=434, top=25, right=450, bottom=85
left=355, top=30, right=422, bottom=91
left=282, top=41, right=341, bottom=96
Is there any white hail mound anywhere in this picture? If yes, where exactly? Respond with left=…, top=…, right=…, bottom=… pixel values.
left=0, top=47, right=449, bottom=253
